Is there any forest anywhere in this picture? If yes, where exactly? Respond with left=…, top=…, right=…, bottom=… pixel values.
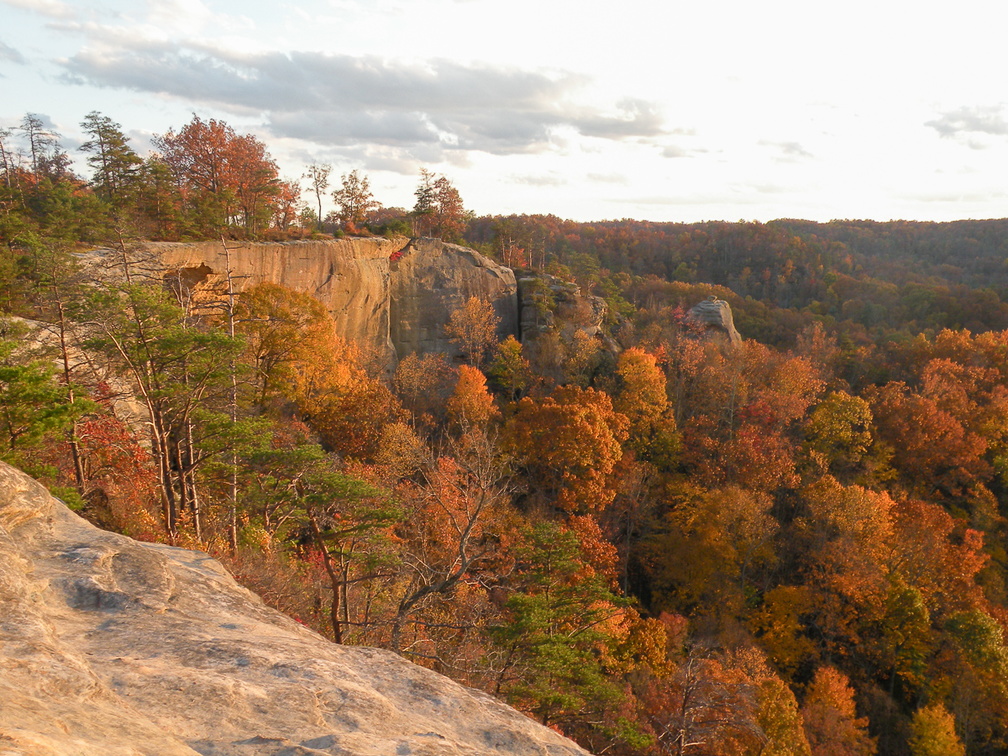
left=2, top=110, right=1008, bottom=756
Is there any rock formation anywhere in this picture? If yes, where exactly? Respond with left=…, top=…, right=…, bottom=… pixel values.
left=0, top=461, right=590, bottom=755
left=152, top=237, right=399, bottom=363
left=516, top=274, right=607, bottom=340
left=140, top=237, right=518, bottom=367
left=687, top=296, right=742, bottom=344
left=390, top=238, right=518, bottom=358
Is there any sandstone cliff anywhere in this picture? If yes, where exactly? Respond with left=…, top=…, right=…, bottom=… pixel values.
left=390, top=238, right=518, bottom=358
left=0, top=461, right=590, bottom=756
left=146, top=237, right=518, bottom=366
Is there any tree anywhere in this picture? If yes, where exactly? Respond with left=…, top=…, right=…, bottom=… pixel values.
left=412, top=169, right=467, bottom=240
left=866, top=381, right=987, bottom=499
left=332, top=169, right=377, bottom=231
left=614, top=347, right=680, bottom=467
left=488, top=335, right=531, bottom=401
left=0, top=321, right=89, bottom=468
left=638, top=642, right=767, bottom=756
left=304, top=162, right=331, bottom=232
left=391, top=434, right=509, bottom=653
left=796, top=478, right=895, bottom=658
left=492, top=521, right=628, bottom=730
left=233, top=282, right=336, bottom=407
left=20, top=113, right=68, bottom=181
left=800, top=667, right=876, bottom=756
left=804, top=391, right=876, bottom=481
left=153, top=115, right=280, bottom=235
left=225, top=132, right=281, bottom=234
left=445, top=296, right=500, bottom=367
left=505, top=385, right=629, bottom=514
left=246, top=432, right=399, bottom=643
left=79, top=111, right=141, bottom=204
left=645, top=485, right=778, bottom=621
left=24, top=238, right=92, bottom=491
left=271, top=179, right=301, bottom=232
left=446, top=365, right=498, bottom=432
left=86, top=282, right=243, bottom=539
left=392, top=351, right=456, bottom=430
left=908, top=703, right=964, bottom=756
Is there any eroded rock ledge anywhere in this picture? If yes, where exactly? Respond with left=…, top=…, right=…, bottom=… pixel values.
left=0, top=461, right=589, bottom=756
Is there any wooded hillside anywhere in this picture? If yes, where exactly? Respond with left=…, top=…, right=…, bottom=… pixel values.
left=3, top=110, right=1007, bottom=755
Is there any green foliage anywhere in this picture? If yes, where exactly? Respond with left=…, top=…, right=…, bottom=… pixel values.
left=493, top=521, right=627, bottom=726
left=0, top=324, right=90, bottom=467
left=945, top=610, right=1008, bottom=672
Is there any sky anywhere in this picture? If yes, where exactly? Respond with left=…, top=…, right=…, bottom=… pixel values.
left=2, top=0, right=1008, bottom=224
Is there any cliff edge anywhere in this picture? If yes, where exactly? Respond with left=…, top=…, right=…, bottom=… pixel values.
left=0, top=461, right=589, bottom=756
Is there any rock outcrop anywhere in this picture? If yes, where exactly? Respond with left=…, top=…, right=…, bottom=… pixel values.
left=153, top=237, right=400, bottom=364
left=390, top=238, right=518, bottom=359
left=516, top=274, right=607, bottom=340
left=0, top=461, right=590, bottom=756
left=687, top=296, right=742, bottom=344
left=142, top=237, right=518, bottom=367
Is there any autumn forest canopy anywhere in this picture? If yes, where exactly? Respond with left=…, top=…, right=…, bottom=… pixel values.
left=5, top=110, right=1008, bottom=755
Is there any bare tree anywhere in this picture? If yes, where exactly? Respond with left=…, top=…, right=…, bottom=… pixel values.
left=304, top=162, right=331, bottom=231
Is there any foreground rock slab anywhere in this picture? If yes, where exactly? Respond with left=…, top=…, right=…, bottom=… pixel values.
left=0, top=462, right=589, bottom=756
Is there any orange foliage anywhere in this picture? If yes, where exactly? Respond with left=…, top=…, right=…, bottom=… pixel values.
left=446, top=365, right=499, bottom=431
left=505, top=386, right=628, bottom=513
left=801, top=667, right=876, bottom=756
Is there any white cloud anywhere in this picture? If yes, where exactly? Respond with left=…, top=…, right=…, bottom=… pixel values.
left=60, top=44, right=668, bottom=162
left=0, top=0, right=76, bottom=19
left=926, top=105, right=1008, bottom=141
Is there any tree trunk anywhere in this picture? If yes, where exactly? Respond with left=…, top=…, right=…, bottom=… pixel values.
left=308, top=509, right=342, bottom=644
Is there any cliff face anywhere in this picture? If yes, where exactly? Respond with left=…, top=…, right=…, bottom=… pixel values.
left=0, top=461, right=590, bottom=756
left=149, top=237, right=517, bottom=366
left=390, top=238, right=518, bottom=359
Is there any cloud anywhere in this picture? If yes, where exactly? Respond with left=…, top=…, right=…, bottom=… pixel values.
left=760, top=140, right=814, bottom=160
left=572, top=98, right=666, bottom=140
left=0, top=0, right=76, bottom=19
left=926, top=105, right=1008, bottom=140
left=511, top=172, right=568, bottom=187
left=61, top=44, right=667, bottom=162
left=587, top=172, right=628, bottom=185
left=0, top=40, right=26, bottom=64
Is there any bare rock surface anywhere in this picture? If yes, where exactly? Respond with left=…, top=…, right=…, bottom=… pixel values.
left=516, top=274, right=606, bottom=339
left=140, top=237, right=518, bottom=366
left=152, top=238, right=401, bottom=365
left=0, top=461, right=590, bottom=756
left=687, top=297, right=742, bottom=344
left=390, top=238, right=518, bottom=359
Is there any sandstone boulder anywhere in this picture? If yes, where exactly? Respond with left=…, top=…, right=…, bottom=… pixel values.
left=516, top=274, right=606, bottom=339
left=687, top=296, right=742, bottom=344
left=0, top=461, right=590, bottom=756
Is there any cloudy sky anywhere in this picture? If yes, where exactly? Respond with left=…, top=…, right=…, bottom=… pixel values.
left=2, top=0, right=1007, bottom=223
